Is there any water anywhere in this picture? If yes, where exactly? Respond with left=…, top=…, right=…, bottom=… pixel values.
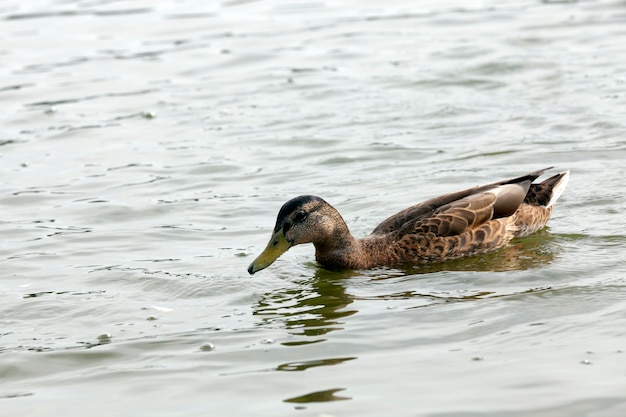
left=2, top=0, right=626, bottom=415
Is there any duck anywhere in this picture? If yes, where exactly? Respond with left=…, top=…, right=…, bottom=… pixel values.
left=247, top=167, right=569, bottom=274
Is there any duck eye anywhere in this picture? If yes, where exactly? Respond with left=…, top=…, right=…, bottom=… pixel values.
left=293, top=211, right=306, bottom=222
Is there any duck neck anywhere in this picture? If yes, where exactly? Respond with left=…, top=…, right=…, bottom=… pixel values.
left=315, top=232, right=398, bottom=270
left=312, top=218, right=367, bottom=270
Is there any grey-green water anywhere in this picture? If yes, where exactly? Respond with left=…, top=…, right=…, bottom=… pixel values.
left=2, top=1, right=626, bottom=416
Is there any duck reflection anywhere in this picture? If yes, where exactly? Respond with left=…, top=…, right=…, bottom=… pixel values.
left=252, top=233, right=558, bottom=339
left=276, top=356, right=356, bottom=372
left=284, top=387, right=351, bottom=403
left=251, top=234, right=558, bottom=405
left=253, top=268, right=358, bottom=345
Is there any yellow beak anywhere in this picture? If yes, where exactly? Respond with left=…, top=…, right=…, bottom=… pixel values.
left=248, top=229, right=292, bottom=274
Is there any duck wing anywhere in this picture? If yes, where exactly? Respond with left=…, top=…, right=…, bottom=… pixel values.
left=402, top=182, right=530, bottom=238
left=371, top=168, right=551, bottom=236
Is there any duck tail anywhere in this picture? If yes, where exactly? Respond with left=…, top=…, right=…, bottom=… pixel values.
left=545, top=170, right=570, bottom=208
left=524, top=170, right=570, bottom=208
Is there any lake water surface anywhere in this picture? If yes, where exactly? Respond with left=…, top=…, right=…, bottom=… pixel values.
left=2, top=1, right=626, bottom=416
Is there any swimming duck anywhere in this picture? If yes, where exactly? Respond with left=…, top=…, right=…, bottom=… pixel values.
left=248, top=167, right=569, bottom=274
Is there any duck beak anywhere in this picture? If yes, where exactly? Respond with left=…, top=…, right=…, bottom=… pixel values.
left=248, top=229, right=292, bottom=275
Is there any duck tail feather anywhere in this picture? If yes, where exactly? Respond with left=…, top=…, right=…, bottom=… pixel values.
left=546, top=170, right=570, bottom=208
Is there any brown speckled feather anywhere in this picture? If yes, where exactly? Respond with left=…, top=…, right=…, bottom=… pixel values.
left=371, top=167, right=551, bottom=235
left=248, top=168, right=570, bottom=274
